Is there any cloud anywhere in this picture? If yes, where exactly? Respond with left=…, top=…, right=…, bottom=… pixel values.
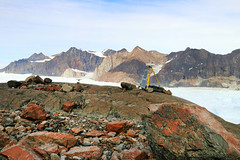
left=0, top=0, right=240, bottom=65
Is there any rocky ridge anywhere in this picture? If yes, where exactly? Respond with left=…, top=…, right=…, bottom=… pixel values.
left=94, top=46, right=167, bottom=84
left=158, top=48, right=240, bottom=88
left=2, top=46, right=240, bottom=88
left=0, top=47, right=104, bottom=77
left=0, top=76, right=239, bottom=159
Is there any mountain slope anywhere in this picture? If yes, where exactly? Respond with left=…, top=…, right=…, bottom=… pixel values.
left=157, top=48, right=240, bottom=87
left=0, top=47, right=104, bottom=76
left=93, top=46, right=167, bottom=84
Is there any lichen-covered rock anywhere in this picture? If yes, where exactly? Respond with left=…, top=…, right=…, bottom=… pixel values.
left=143, top=103, right=240, bottom=160
left=20, top=104, right=48, bottom=121
left=106, top=120, right=127, bottom=133
left=1, top=144, right=42, bottom=160
left=62, top=101, right=76, bottom=112
left=20, top=131, right=77, bottom=149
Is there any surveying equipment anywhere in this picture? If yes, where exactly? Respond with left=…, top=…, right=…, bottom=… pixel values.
left=139, top=64, right=172, bottom=95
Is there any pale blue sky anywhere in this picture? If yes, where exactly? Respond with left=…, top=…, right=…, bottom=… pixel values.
left=0, top=0, right=240, bottom=67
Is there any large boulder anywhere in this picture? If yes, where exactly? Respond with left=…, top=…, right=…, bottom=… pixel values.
left=121, top=82, right=136, bottom=90
left=143, top=103, right=240, bottom=160
left=25, top=75, right=44, bottom=84
left=7, top=80, right=22, bottom=88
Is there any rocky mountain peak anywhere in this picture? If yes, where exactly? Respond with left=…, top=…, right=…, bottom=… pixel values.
left=28, top=53, right=50, bottom=61
left=67, top=47, right=80, bottom=53
left=102, top=49, right=117, bottom=56
left=117, top=48, right=128, bottom=53
left=185, top=47, right=191, bottom=51
left=132, top=46, right=146, bottom=54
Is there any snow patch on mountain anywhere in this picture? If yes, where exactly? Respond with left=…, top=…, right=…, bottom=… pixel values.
left=88, top=50, right=106, bottom=58
left=30, top=58, right=52, bottom=63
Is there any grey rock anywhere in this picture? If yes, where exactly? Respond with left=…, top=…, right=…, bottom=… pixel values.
left=115, top=143, right=124, bottom=151
left=50, top=153, right=60, bottom=160
left=2, top=118, right=14, bottom=127
left=61, top=84, right=73, bottom=92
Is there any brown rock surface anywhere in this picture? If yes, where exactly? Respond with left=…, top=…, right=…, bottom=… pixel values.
left=0, top=83, right=195, bottom=120
left=0, top=82, right=239, bottom=159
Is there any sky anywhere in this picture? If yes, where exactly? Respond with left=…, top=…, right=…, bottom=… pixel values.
left=0, top=0, right=240, bottom=68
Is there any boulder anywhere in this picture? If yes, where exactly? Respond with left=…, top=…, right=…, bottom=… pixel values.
left=121, top=82, right=136, bottom=90
left=0, top=144, right=42, bottom=160
left=25, top=75, right=36, bottom=83
left=71, top=127, right=83, bottom=134
left=126, top=130, right=138, bottom=137
left=106, top=120, right=127, bottom=133
left=64, top=146, right=102, bottom=159
left=20, top=131, right=77, bottom=149
left=25, top=75, right=44, bottom=84
left=62, top=101, right=76, bottom=112
left=120, top=147, right=146, bottom=160
left=143, top=103, right=240, bottom=160
left=7, top=80, right=22, bottom=88
left=33, top=75, right=44, bottom=84
left=61, top=84, right=73, bottom=92
left=44, top=78, right=52, bottom=84
left=85, top=130, right=105, bottom=137
left=75, top=83, right=84, bottom=92
left=20, top=104, right=48, bottom=121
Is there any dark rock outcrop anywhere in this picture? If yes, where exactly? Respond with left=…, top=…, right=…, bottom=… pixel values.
left=143, top=103, right=240, bottom=160
left=120, top=82, right=136, bottom=90
left=7, top=80, right=22, bottom=88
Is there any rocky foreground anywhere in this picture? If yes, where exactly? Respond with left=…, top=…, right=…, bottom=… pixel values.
left=0, top=77, right=240, bottom=160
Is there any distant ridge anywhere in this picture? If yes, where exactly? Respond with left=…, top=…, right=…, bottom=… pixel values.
left=1, top=46, right=240, bottom=88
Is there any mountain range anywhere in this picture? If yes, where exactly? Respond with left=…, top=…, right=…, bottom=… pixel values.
left=1, top=46, right=240, bottom=88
